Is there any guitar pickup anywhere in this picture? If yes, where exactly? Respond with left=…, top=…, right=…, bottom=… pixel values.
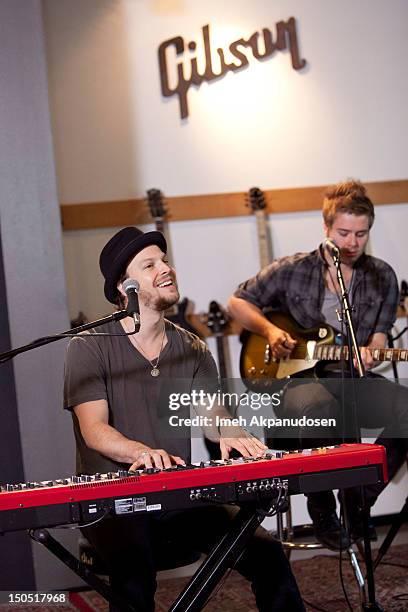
left=264, top=344, right=271, bottom=364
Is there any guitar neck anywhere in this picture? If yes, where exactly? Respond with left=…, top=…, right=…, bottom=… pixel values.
left=313, top=345, right=408, bottom=363
left=154, top=217, right=165, bottom=234
left=215, top=335, right=228, bottom=380
left=255, top=209, right=271, bottom=268
left=153, top=217, right=175, bottom=265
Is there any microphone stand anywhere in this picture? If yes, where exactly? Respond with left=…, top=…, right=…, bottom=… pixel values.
left=0, top=309, right=136, bottom=364
left=0, top=308, right=140, bottom=610
left=330, top=246, right=383, bottom=612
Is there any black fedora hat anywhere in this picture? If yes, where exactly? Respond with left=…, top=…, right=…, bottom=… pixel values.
left=100, top=226, right=167, bottom=303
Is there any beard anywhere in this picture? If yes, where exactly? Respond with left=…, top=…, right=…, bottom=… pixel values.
left=139, top=287, right=180, bottom=312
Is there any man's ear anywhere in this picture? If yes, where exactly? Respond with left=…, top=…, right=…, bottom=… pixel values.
left=117, top=281, right=126, bottom=298
left=323, top=221, right=329, bottom=237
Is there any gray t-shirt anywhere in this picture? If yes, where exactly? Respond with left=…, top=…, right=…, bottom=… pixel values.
left=320, top=273, right=355, bottom=336
left=64, top=320, right=218, bottom=474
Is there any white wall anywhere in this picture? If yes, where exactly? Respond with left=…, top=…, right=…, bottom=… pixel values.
left=44, top=0, right=408, bottom=317
left=43, top=0, right=408, bottom=521
left=45, top=0, right=408, bottom=199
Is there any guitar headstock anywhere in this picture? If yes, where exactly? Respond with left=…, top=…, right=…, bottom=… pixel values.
left=146, top=188, right=166, bottom=224
left=248, top=187, right=266, bottom=213
left=206, top=300, right=228, bottom=336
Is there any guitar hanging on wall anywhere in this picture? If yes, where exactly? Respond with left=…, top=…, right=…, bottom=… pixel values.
left=239, top=187, right=273, bottom=350
left=205, top=299, right=231, bottom=459
left=248, top=186, right=272, bottom=270
left=205, top=300, right=230, bottom=386
left=146, top=188, right=201, bottom=337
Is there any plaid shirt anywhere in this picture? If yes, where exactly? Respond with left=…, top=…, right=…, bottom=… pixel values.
left=234, top=245, right=399, bottom=345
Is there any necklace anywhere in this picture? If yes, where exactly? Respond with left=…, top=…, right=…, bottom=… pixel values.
left=129, top=324, right=166, bottom=377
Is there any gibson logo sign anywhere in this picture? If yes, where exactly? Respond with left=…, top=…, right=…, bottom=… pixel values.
left=158, top=17, right=306, bottom=119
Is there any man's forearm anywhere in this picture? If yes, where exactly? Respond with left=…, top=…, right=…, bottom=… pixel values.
left=83, top=421, right=147, bottom=464
left=228, top=296, right=273, bottom=337
left=193, top=400, right=250, bottom=441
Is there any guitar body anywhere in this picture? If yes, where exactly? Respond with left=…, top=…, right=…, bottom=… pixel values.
left=240, top=313, right=335, bottom=390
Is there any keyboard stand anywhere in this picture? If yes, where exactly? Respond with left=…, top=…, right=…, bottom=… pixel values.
left=29, top=504, right=266, bottom=612
left=169, top=504, right=266, bottom=611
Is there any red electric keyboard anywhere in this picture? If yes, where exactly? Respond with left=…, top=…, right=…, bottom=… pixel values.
left=0, top=443, right=388, bottom=612
left=0, top=443, right=387, bottom=534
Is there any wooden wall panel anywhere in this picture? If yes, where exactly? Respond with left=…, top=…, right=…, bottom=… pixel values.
left=60, top=179, right=408, bottom=230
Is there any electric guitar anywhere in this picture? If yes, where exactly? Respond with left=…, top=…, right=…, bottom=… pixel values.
left=205, top=300, right=229, bottom=384
left=239, top=187, right=272, bottom=346
left=247, top=186, right=272, bottom=269
left=146, top=188, right=201, bottom=337
left=205, top=300, right=231, bottom=459
left=240, top=312, right=408, bottom=390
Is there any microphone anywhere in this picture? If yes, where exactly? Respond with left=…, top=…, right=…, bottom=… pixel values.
left=122, top=278, right=140, bottom=331
left=324, top=237, right=340, bottom=258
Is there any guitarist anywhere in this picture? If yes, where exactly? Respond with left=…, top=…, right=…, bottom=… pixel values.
left=228, top=179, right=408, bottom=550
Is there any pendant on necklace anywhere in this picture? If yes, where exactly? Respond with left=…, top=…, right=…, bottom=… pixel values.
left=151, top=367, right=160, bottom=377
